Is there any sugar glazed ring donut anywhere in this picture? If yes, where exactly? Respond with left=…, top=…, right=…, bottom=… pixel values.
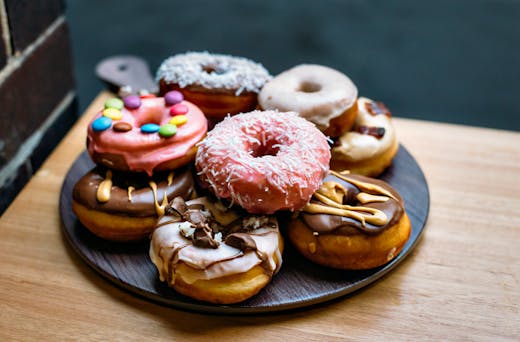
left=331, top=97, right=398, bottom=177
left=72, top=166, right=196, bottom=241
left=156, top=51, right=272, bottom=121
left=87, top=94, right=207, bottom=176
left=195, top=110, right=331, bottom=214
left=288, top=171, right=411, bottom=270
left=258, top=64, right=358, bottom=137
left=149, top=197, right=283, bottom=304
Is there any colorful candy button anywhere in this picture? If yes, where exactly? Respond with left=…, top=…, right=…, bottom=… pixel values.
left=169, top=103, right=188, bottom=116
left=92, top=116, right=112, bottom=132
left=140, top=123, right=160, bottom=133
left=103, top=108, right=123, bottom=120
left=104, top=97, right=124, bottom=110
left=164, top=91, right=184, bottom=106
left=159, top=124, right=177, bottom=137
left=169, top=115, right=187, bottom=126
left=113, top=121, right=133, bottom=132
left=123, top=95, right=141, bottom=109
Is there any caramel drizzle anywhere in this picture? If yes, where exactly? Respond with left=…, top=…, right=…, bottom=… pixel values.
left=127, top=186, right=135, bottom=202
left=167, top=172, right=174, bottom=186
left=149, top=181, right=169, bottom=216
left=303, top=171, right=397, bottom=227
left=304, top=192, right=387, bottom=226
left=96, top=170, right=112, bottom=203
left=330, top=170, right=397, bottom=201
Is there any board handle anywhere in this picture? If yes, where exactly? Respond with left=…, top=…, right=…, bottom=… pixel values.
left=95, top=55, right=157, bottom=95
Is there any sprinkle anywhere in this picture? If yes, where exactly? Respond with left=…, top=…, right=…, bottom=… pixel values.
left=170, top=103, right=188, bottom=116
left=169, top=115, right=187, bottom=126
left=92, top=116, right=112, bottom=132
left=141, top=123, right=160, bottom=133
left=123, top=95, right=141, bottom=109
left=159, top=124, right=177, bottom=137
left=103, top=108, right=123, bottom=120
left=104, top=98, right=124, bottom=110
left=113, top=121, right=132, bottom=132
left=164, top=91, right=184, bottom=106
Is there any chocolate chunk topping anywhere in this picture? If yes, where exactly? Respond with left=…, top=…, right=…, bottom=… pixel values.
left=193, top=225, right=220, bottom=249
left=167, top=197, right=220, bottom=249
left=225, top=233, right=257, bottom=251
left=365, top=101, right=392, bottom=117
left=356, top=125, right=386, bottom=139
left=165, top=196, right=187, bottom=216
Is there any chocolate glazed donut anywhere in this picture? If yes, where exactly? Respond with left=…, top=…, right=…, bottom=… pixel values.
left=72, top=166, right=196, bottom=241
left=288, top=171, right=411, bottom=270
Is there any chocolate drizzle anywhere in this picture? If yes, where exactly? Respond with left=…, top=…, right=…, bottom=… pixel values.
left=301, top=171, right=404, bottom=236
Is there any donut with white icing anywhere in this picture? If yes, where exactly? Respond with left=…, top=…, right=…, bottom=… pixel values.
left=87, top=94, right=207, bottom=176
left=288, top=171, right=411, bottom=270
left=331, top=97, right=398, bottom=177
left=258, top=64, right=358, bottom=137
left=195, top=110, right=331, bottom=214
left=149, top=197, right=283, bottom=304
left=156, top=51, right=272, bottom=121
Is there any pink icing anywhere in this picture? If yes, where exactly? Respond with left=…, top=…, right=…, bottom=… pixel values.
left=195, top=110, right=331, bottom=214
left=87, top=97, right=207, bottom=175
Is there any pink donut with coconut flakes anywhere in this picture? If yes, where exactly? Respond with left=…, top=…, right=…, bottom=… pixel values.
left=87, top=92, right=207, bottom=176
left=195, top=110, right=330, bottom=214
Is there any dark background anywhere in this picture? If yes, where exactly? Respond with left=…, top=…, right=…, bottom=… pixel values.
left=65, top=0, right=520, bottom=131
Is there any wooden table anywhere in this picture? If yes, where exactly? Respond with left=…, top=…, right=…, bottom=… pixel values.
left=1, top=92, right=519, bottom=340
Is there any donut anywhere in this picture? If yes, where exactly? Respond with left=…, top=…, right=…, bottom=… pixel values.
left=156, top=51, right=272, bottom=122
left=72, top=166, right=196, bottom=241
left=331, top=97, right=398, bottom=177
left=149, top=196, right=283, bottom=304
left=258, top=64, right=358, bottom=137
left=288, top=171, right=411, bottom=270
left=87, top=94, right=207, bottom=176
left=195, top=110, right=331, bottom=214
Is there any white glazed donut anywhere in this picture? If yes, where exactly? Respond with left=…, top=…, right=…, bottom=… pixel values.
left=331, top=97, right=398, bottom=177
left=149, top=197, right=283, bottom=304
left=258, top=64, right=358, bottom=137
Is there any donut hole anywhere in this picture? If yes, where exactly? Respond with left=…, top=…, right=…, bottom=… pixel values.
left=249, top=138, right=280, bottom=158
left=134, top=108, right=164, bottom=126
left=202, top=64, right=227, bottom=75
left=298, top=81, right=322, bottom=93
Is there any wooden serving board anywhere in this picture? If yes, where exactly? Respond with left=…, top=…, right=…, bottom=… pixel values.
left=59, top=145, right=429, bottom=314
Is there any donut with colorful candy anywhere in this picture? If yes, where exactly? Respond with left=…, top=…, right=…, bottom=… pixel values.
left=87, top=92, right=207, bottom=176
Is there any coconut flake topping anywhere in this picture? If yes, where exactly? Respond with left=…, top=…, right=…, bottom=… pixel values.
left=156, top=51, right=272, bottom=95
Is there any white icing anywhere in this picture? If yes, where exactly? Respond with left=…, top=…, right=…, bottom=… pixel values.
left=332, top=97, right=396, bottom=161
left=149, top=198, right=283, bottom=285
left=156, top=51, right=272, bottom=95
left=258, top=64, right=358, bottom=129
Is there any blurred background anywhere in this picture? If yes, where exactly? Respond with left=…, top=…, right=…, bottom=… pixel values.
left=67, top=0, right=520, bottom=130
left=1, top=0, right=519, bottom=214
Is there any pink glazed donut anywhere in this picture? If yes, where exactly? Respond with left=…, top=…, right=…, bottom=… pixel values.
left=87, top=92, right=207, bottom=175
left=195, top=110, right=331, bottom=214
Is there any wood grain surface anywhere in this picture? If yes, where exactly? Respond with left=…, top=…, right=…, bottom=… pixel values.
left=1, top=92, right=519, bottom=340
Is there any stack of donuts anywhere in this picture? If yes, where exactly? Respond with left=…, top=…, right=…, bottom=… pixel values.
left=73, top=51, right=411, bottom=304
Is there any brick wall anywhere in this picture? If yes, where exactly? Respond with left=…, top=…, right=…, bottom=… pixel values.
left=0, top=0, right=77, bottom=214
